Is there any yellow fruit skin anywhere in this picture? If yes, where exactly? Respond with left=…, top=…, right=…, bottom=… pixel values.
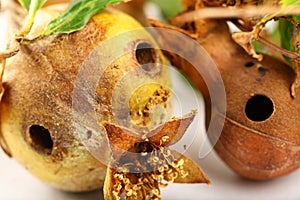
left=0, top=6, right=171, bottom=192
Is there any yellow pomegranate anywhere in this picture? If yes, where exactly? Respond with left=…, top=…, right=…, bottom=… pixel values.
left=0, top=4, right=171, bottom=192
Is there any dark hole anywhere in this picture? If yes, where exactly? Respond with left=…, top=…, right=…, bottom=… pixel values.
left=131, top=142, right=154, bottom=153
left=118, top=142, right=156, bottom=173
left=245, top=62, right=255, bottom=67
left=29, top=125, right=53, bottom=154
left=245, top=95, right=274, bottom=122
left=135, top=42, right=158, bottom=72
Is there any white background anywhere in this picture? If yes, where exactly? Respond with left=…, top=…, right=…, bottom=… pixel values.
left=1, top=4, right=300, bottom=200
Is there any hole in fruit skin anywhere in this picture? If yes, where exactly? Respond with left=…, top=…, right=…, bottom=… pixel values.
left=245, top=95, right=274, bottom=122
left=245, top=62, right=255, bottom=68
left=136, top=42, right=156, bottom=67
left=135, top=41, right=160, bottom=73
left=28, top=125, right=53, bottom=155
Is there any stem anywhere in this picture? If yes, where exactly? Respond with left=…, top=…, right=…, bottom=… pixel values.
left=16, top=35, right=45, bottom=44
left=257, top=37, right=300, bottom=63
left=171, top=5, right=300, bottom=25
left=17, top=0, right=37, bottom=37
left=231, top=19, right=300, bottom=65
left=17, top=0, right=46, bottom=37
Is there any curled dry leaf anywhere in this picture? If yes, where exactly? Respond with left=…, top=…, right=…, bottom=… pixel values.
left=102, top=111, right=210, bottom=200
left=232, top=31, right=263, bottom=61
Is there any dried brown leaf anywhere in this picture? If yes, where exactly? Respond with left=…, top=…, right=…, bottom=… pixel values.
left=232, top=31, right=263, bottom=61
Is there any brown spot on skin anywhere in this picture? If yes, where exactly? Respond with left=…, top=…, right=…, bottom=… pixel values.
left=87, top=130, right=92, bottom=139
left=258, top=66, right=270, bottom=76
left=88, top=168, right=95, bottom=172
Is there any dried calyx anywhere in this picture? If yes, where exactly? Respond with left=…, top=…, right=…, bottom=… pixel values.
left=102, top=111, right=210, bottom=200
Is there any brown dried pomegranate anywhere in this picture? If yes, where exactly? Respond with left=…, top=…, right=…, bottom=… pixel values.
left=151, top=4, right=300, bottom=180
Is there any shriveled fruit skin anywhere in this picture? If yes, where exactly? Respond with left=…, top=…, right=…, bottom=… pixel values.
left=0, top=6, right=171, bottom=191
left=189, top=19, right=300, bottom=181
left=215, top=55, right=300, bottom=180
left=152, top=16, right=300, bottom=180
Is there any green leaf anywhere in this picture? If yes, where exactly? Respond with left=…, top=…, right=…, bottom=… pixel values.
left=281, top=0, right=300, bottom=22
left=42, top=0, right=128, bottom=36
left=281, top=0, right=300, bottom=6
left=28, top=0, right=47, bottom=16
left=18, top=0, right=31, bottom=11
left=253, top=40, right=267, bottom=54
left=149, top=0, right=183, bottom=19
left=17, top=0, right=47, bottom=37
left=279, top=18, right=295, bottom=66
left=18, top=0, right=46, bottom=12
left=293, top=15, right=300, bottom=22
left=278, top=0, right=300, bottom=67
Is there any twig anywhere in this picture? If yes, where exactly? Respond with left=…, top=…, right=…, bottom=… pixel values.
left=257, top=37, right=300, bottom=63
left=231, top=19, right=300, bottom=63
left=171, top=5, right=300, bottom=25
